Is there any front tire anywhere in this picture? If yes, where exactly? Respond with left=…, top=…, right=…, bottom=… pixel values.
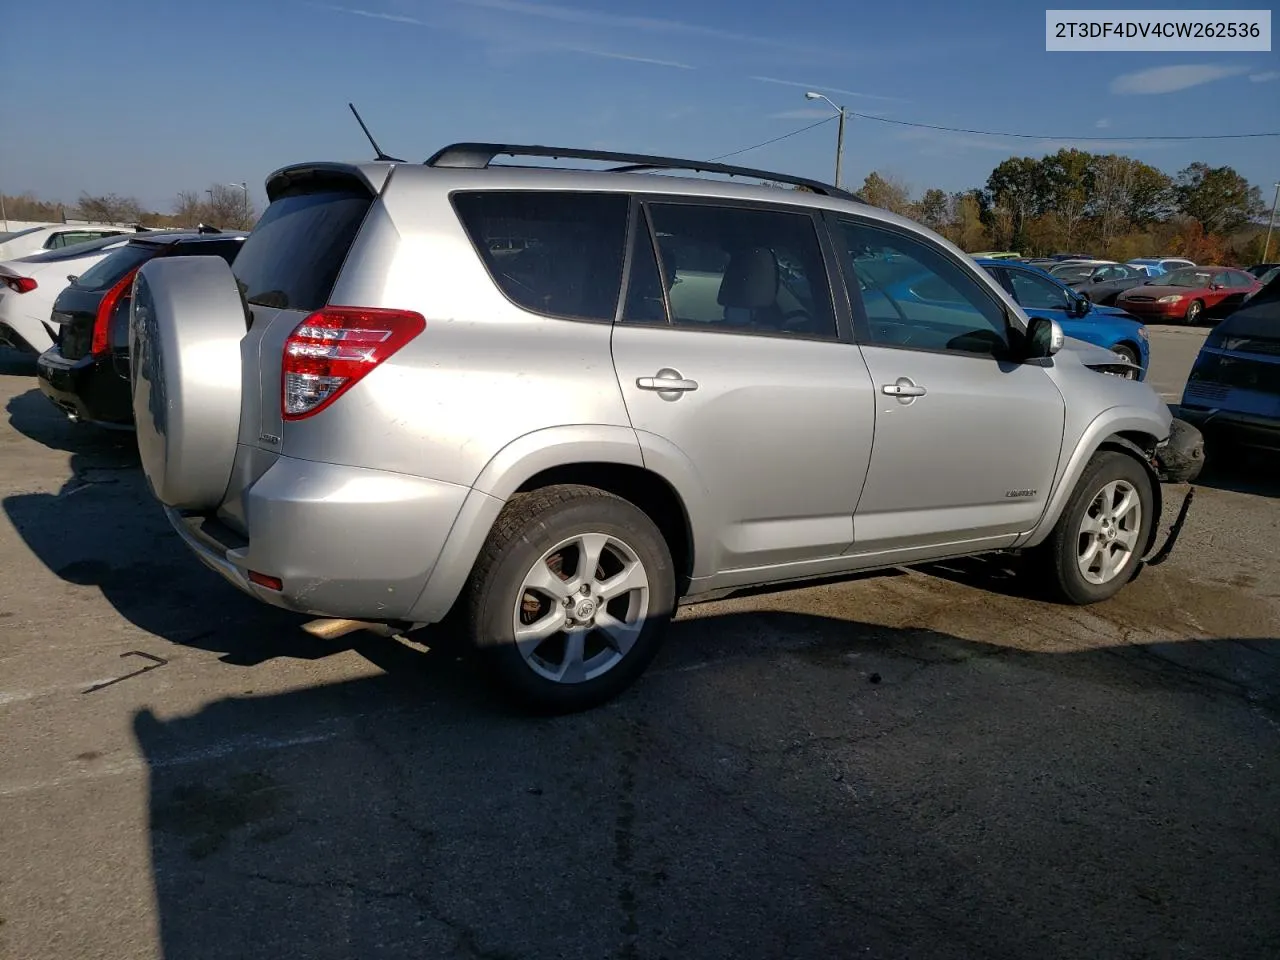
left=1034, top=452, right=1154, bottom=604
left=1184, top=299, right=1204, bottom=326
left=463, top=484, right=676, bottom=713
left=1112, top=344, right=1141, bottom=379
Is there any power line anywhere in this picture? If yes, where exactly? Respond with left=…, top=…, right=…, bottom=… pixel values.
left=842, top=110, right=1280, bottom=142
left=709, top=116, right=835, bottom=161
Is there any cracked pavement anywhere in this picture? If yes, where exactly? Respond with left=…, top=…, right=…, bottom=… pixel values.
left=1, top=330, right=1278, bottom=960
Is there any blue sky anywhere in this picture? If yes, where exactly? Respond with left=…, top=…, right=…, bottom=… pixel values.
left=6, top=0, right=1279, bottom=213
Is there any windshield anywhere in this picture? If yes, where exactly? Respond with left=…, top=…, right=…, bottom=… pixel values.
left=1163, top=268, right=1214, bottom=288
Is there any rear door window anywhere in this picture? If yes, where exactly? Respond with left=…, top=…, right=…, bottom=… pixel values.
left=233, top=189, right=373, bottom=312
left=452, top=191, right=629, bottom=322
left=621, top=201, right=837, bottom=340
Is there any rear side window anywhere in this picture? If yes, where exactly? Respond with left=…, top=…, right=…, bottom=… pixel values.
left=452, top=191, right=629, bottom=322
left=72, top=242, right=159, bottom=291
left=233, top=190, right=372, bottom=311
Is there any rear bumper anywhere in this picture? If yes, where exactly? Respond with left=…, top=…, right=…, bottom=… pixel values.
left=35, top=347, right=134, bottom=426
left=1177, top=404, right=1280, bottom=453
left=165, top=453, right=472, bottom=622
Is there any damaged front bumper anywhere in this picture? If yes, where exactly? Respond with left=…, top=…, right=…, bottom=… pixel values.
left=1140, top=417, right=1202, bottom=569
left=1154, top=417, right=1205, bottom=484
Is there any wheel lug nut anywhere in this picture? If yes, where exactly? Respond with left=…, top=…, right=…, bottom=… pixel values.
left=580, top=585, right=591, bottom=595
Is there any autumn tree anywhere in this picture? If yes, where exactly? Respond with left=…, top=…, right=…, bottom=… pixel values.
left=860, top=171, right=914, bottom=217
left=171, top=184, right=256, bottom=230
left=73, top=192, right=145, bottom=224
left=1, top=192, right=65, bottom=223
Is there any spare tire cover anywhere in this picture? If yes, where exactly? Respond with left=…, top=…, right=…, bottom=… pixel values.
left=130, top=255, right=245, bottom=511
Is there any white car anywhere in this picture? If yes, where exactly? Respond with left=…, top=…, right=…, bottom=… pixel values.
left=0, top=224, right=140, bottom=261
left=0, top=234, right=151, bottom=354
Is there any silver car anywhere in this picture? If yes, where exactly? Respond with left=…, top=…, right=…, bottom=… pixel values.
left=128, top=143, right=1195, bottom=712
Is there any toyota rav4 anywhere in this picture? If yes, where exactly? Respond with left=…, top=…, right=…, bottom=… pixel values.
left=128, top=143, right=1198, bottom=712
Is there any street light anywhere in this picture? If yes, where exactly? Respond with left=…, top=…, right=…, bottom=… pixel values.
left=1263, top=181, right=1280, bottom=263
left=805, top=91, right=847, bottom=190
left=224, top=182, right=249, bottom=226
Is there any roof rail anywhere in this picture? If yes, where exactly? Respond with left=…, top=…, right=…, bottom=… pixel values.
left=423, top=142, right=861, bottom=201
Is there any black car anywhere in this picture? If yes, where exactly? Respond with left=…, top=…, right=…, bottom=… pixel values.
left=1066, top=262, right=1154, bottom=305
left=37, top=230, right=244, bottom=427
left=1179, top=272, right=1280, bottom=456
left=1246, top=262, right=1280, bottom=278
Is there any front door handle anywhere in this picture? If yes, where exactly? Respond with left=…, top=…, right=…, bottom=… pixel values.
left=882, top=377, right=927, bottom=400
left=637, top=368, right=699, bottom=395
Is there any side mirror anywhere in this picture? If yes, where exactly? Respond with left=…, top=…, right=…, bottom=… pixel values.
left=67, top=274, right=79, bottom=285
left=1071, top=295, right=1091, bottom=317
left=1026, top=316, right=1065, bottom=358
left=1210, top=283, right=1223, bottom=291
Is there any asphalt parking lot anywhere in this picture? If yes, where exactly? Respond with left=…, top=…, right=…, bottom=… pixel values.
left=1, top=327, right=1277, bottom=960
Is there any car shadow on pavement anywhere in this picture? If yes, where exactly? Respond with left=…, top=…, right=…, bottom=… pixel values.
left=127, top=611, right=1280, bottom=960
left=2, top=387, right=365, bottom=666
left=1193, top=453, right=1280, bottom=500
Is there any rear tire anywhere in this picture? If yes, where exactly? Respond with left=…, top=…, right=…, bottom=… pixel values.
left=463, top=484, right=676, bottom=713
left=1032, top=451, right=1154, bottom=605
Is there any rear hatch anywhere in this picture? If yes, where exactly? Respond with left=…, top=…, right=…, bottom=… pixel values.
left=53, top=240, right=161, bottom=360
left=1183, top=300, right=1280, bottom=413
left=214, top=164, right=383, bottom=530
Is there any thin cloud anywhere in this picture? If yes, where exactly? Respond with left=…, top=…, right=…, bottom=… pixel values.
left=1095, top=118, right=1111, bottom=129
left=750, top=75, right=907, bottom=103
left=562, top=47, right=694, bottom=69
left=312, top=3, right=426, bottom=24
left=1110, top=64, right=1250, bottom=95
left=445, top=0, right=802, bottom=49
left=1250, top=70, right=1280, bottom=82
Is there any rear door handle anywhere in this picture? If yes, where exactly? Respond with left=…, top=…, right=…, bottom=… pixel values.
left=882, top=378, right=927, bottom=398
left=637, top=368, right=699, bottom=393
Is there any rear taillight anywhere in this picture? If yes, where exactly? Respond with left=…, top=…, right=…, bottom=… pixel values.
left=90, top=267, right=140, bottom=356
left=281, top=307, right=425, bottom=420
left=3, top=276, right=36, bottom=294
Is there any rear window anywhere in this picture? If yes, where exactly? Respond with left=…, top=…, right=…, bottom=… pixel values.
left=452, top=191, right=630, bottom=322
left=72, top=242, right=160, bottom=291
left=232, top=190, right=373, bottom=311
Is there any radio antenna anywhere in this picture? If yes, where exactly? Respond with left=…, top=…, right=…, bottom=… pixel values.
left=348, top=103, right=405, bottom=162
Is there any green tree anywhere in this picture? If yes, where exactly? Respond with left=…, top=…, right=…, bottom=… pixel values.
left=1040, top=149, right=1093, bottom=245
left=1174, top=162, right=1263, bottom=236
left=985, top=156, right=1048, bottom=249
left=916, top=188, right=948, bottom=232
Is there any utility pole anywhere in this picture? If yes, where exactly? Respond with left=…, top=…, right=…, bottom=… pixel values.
left=805, top=92, right=847, bottom=190
left=1264, top=181, right=1280, bottom=263
left=0, top=191, right=7, bottom=232
left=240, top=181, right=249, bottom=227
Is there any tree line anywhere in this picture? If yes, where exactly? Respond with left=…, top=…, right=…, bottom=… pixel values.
left=857, top=151, right=1272, bottom=266
left=1, top=184, right=257, bottom=232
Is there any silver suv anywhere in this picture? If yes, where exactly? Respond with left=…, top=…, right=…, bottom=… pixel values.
left=128, top=143, right=1194, bottom=712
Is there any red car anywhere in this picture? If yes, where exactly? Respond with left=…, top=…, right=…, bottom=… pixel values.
left=1116, top=265, right=1262, bottom=325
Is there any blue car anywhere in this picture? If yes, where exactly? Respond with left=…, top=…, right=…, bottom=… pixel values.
left=976, top=258, right=1150, bottom=379
left=1178, top=276, right=1280, bottom=455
